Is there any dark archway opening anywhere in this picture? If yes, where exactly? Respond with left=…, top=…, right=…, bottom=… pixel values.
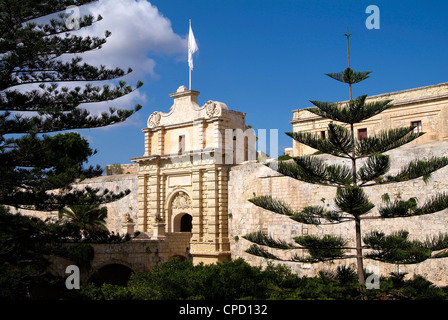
left=88, top=264, right=134, bottom=286
left=180, top=214, right=192, bottom=232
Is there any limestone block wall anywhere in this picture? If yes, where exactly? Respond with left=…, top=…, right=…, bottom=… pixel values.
left=12, top=174, right=139, bottom=235
left=74, top=174, right=139, bottom=235
left=50, top=235, right=192, bottom=282
left=228, top=141, right=448, bottom=286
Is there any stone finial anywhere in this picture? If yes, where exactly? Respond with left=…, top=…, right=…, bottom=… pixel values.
left=177, top=85, right=188, bottom=92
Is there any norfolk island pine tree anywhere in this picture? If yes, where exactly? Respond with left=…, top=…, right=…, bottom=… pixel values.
left=243, top=30, right=448, bottom=290
left=0, top=0, right=145, bottom=298
left=0, top=0, right=144, bottom=211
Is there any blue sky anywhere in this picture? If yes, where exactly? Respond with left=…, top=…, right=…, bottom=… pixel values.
left=76, top=0, right=448, bottom=170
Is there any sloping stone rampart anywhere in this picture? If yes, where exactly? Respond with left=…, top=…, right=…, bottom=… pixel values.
left=228, top=141, right=448, bottom=286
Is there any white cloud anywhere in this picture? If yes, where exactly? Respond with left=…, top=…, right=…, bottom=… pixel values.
left=78, top=0, right=187, bottom=79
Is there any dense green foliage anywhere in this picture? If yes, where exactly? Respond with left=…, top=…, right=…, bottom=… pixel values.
left=75, top=258, right=448, bottom=300
left=0, top=0, right=141, bottom=299
left=0, top=205, right=130, bottom=299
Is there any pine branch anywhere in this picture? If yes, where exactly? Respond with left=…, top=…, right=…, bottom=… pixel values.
left=308, top=95, right=392, bottom=125
left=285, top=123, right=354, bottom=159
left=358, top=153, right=391, bottom=185
left=378, top=197, right=418, bottom=218
left=2, top=185, right=131, bottom=211
left=356, top=126, right=423, bottom=158
left=245, top=244, right=281, bottom=260
left=5, top=57, right=131, bottom=89
left=270, top=156, right=352, bottom=186
left=1, top=103, right=142, bottom=134
left=325, top=68, right=372, bottom=85
left=384, top=157, right=448, bottom=184
left=0, top=0, right=98, bottom=26
left=248, top=195, right=346, bottom=225
left=296, top=206, right=351, bottom=224
left=243, top=231, right=295, bottom=249
left=363, top=230, right=432, bottom=264
left=424, top=233, right=448, bottom=252
left=1, top=81, right=144, bottom=112
left=414, top=192, right=448, bottom=216
left=334, top=186, right=374, bottom=217
left=294, top=235, right=347, bottom=262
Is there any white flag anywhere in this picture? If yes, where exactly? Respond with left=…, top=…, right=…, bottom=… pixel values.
left=188, top=24, right=198, bottom=70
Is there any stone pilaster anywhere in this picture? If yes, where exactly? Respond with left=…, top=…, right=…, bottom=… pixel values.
left=158, top=128, right=165, bottom=155
left=191, top=169, right=203, bottom=242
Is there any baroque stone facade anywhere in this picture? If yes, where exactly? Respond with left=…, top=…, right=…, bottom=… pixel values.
left=130, top=85, right=256, bottom=264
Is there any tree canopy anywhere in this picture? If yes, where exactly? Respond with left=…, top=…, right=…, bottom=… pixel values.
left=0, top=0, right=143, bottom=210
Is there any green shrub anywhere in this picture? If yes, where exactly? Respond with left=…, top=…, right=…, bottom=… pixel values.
left=74, top=258, right=448, bottom=300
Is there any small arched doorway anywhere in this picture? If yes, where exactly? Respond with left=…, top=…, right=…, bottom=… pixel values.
left=173, top=212, right=192, bottom=232
left=180, top=213, right=192, bottom=232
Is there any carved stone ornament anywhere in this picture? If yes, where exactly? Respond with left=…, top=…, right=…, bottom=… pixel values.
left=123, top=213, right=133, bottom=223
left=147, top=111, right=161, bottom=128
left=155, top=212, right=163, bottom=223
left=171, top=191, right=192, bottom=210
left=205, top=100, right=221, bottom=117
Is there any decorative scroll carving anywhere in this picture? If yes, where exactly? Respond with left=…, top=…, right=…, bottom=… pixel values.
left=171, top=191, right=192, bottom=209
left=147, top=112, right=161, bottom=128
left=205, top=100, right=221, bottom=117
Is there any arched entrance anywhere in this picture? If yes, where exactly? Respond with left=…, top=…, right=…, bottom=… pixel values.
left=173, top=212, right=192, bottom=232
left=88, top=263, right=134, bottom=286
left=180, top=213, right=192, bottom=232
left=167, top=190, right=193, bottom=232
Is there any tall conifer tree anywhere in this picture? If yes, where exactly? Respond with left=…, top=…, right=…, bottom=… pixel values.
left=0, top=0, right=143, bottom=210
left=244, top=29, right=448, bottom=288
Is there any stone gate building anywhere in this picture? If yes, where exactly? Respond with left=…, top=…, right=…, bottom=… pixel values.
left=130, top=85, right=255, bottom=264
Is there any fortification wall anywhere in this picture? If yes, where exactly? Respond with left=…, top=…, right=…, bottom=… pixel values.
left=228, top=141, right=448, bottom=286
left=11, top=173, right=138, bottom=235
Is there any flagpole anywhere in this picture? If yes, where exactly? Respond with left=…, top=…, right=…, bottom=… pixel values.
left=189, top=19, right=192, bottom=90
